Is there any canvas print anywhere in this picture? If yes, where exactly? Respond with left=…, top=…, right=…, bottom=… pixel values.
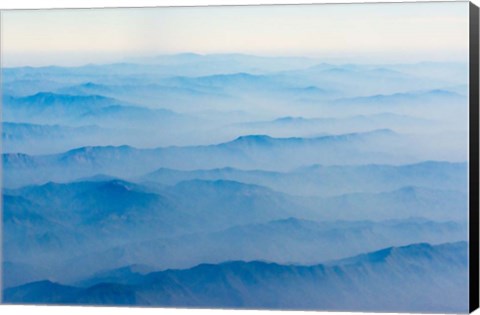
left=0, top=2, right=475, bottom=313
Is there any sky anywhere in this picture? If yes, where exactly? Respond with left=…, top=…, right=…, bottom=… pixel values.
left=0, top=1, right=470, bottom=67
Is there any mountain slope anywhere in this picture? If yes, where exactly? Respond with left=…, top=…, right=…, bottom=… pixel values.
left=4, top=242, right=468, bottom=312
left=3, top=130, right=408, bottom=187
left=310, top=185, right=467, bottom=221
left=2, top=178, right=306, bottom=278
left=2, top=92, right=182, bottom=127
left=142, top=161, right=467, bottom=197
left=4, top=174, right=466, bottom=286
left=65, top=217, right=466, bottom=278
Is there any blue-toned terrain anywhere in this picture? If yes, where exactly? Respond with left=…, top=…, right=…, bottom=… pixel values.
left=1, top=54, right=470, bottom=312
left=3, top=242, right=468, bottom=312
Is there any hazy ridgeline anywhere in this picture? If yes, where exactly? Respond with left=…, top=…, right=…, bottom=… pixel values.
left=1, top=54, right=469, bottom=312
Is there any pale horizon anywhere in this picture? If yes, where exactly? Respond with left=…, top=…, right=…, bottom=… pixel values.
left=1, top=1, right=470, bottom=67
left=0, top=52, right=471, bottom=69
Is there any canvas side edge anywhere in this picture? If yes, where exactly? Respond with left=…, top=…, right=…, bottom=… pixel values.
left=469, top=1, right=480, bottom=313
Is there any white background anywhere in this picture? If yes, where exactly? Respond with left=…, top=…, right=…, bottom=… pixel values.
left=0, top=0, right=479, bottom=315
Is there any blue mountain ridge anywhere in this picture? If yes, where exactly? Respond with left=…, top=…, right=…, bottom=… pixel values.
left=334, top=89, right=465, bottom=105
left=141, top=160, right=467, bottom=197
left=3, top=176, right=467, bottom=289
left=2, top=129, right=403, bottom=187
left=3, top=241, right=468, bottom=312
left=2, top=92, right=182, bottom=125
left=56, top=215, right=466, bottom=283
left=2, top=56, right=470, bottom=313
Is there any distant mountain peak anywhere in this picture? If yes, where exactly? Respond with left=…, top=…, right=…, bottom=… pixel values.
left=371, top=128, right=396, bottom=135
left=174, top=52, right=203, bottom=58
left=336, top=89, right=464, bottom=105
left=273, top=116, right=306, bottom=123
left=2, top=152, right=36, bottom=166
left=74, top=174, right=119, bottom=183
left=204, top=72, right=261, bottom=81
left=314, top=128, right=396, bottom=142
left=322, top=67, right=355, bottom=74
left=231, top=135, right=274, bottom=144
left=329, top=242, right=443, bottom=267
left=80, top=82, right=104, bottom=88
left=269, top=217, right=316, bottom=227
left=220, top=129, right=396, bottom=149
left=355, top=128, right=396, bottom=137
left=26, top=92, right=109, bottom=101
left=64, top=145, right=135, bottom=155
left=98, top=180, right=137, bottom=193
left=6, top=92, right=120, bottom=109
left=173, top=179, right=270, bottom=194
left=427, top=89, right=461, bottom=96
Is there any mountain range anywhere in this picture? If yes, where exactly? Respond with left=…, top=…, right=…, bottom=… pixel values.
left=4, top=130, right=415, bottom=188
left=3, top=176, right=467, bottom=287
left=142, top=161, right=467, bottom=196
left=3, top=242, right=468, bottom=312
left=2, top=54, right=470, bottom=312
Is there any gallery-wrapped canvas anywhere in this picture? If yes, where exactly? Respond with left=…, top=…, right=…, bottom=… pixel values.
left=0, top=1, right=479, bottom=313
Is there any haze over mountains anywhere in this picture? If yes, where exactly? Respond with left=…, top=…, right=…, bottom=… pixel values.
left=1, top=53, right=470, bottom=312
left=4, top=242, right=468, bottom=312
